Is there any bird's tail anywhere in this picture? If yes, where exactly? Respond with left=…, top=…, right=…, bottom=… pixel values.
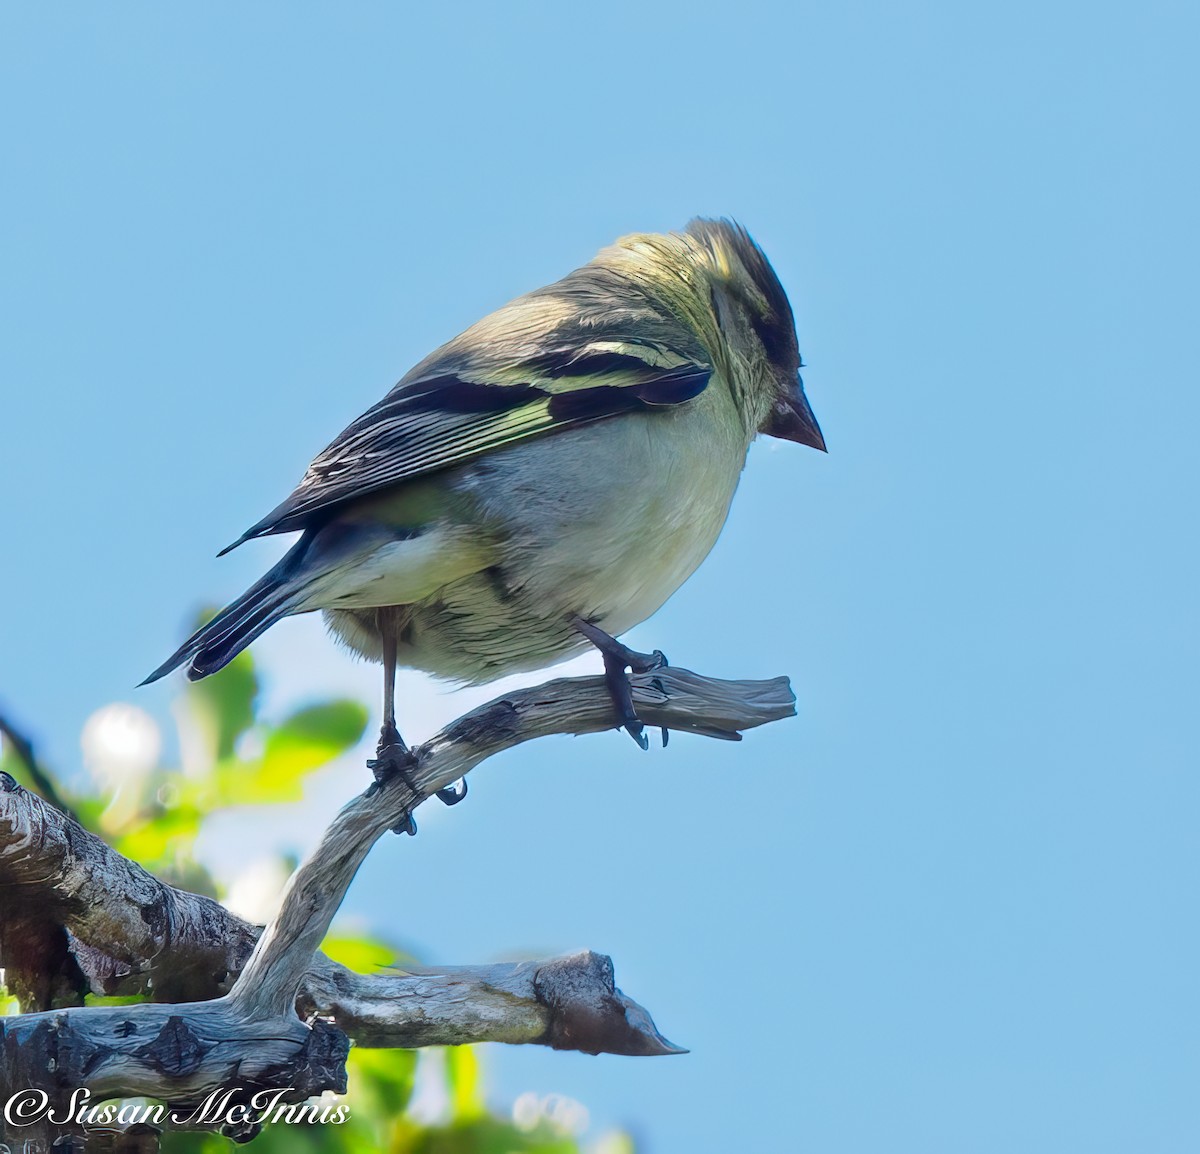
left=141, top=539, right=312, bottom=685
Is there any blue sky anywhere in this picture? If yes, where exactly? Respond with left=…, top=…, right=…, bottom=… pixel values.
left=2, top=3, right=1197, bottom=1151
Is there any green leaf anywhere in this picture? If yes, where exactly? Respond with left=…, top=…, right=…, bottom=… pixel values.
left=348, top=1045, right=418, bottom=1117
left=254, top=699, right=369, bottom=787
left=0, top=985, right=20, bottom=1017
left=446, top=1046, right=484, bottom=1121
left=83, top=993, right=146, bottom=1008
left=114, top=801, right=206, bottom=864
left=185, top=625, right=260, bottom=762
left=321, top=934, right=404, bottom=974
left=211, top=700, right=369, bottom=806
left=70, top=795, right=108, bottom=831
left=274, top=701, right=371, bottom=751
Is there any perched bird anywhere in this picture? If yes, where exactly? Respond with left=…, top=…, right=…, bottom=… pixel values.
left=144, top=219, right=825, bottom=826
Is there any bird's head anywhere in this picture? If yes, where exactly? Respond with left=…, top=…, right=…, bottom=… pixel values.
left=685, top=219, right=826, bottom=452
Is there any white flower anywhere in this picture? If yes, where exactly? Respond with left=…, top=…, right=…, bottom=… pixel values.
left=81, top=703, right=161, bottom=787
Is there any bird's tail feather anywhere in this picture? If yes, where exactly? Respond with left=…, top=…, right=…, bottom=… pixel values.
left=141, top=542, right=311, bottom=685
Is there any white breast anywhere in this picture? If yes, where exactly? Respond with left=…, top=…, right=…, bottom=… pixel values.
left=461, top=380, right=752, bottom=637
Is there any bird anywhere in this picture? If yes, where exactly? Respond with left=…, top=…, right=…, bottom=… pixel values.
left=143, top=219, right=825, bottom=828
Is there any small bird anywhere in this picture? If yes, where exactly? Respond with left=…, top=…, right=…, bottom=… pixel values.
left=144, top=219, right=825, bottom=825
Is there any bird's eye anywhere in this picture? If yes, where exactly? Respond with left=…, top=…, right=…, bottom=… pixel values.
left=750, top=309, right=796, bottom=369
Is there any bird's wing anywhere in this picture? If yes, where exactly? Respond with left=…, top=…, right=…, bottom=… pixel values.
left=221, top=318, right=713, bottom=553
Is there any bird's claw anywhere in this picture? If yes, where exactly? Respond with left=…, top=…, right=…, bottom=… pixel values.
left=625, top=721, right=650, bottom=750
left=368, top=726, right=421, bottom=835
left=610, top=652, right=670, bottom=751
left=622, top=651, right=669, bottom=748
left=569, top=617, right=672, bottom=751
left=367, top=742, right=418, bottom=784
left=620, top=720, right=668, bottom=750
left=640, top=657, right=669, bottom=747
left=612, top=673, right=664, bottom=751
left=436, top=778, right=469, bottom=806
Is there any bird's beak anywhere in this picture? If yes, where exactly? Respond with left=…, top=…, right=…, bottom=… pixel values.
left=764, top=377, right=826, bottom=451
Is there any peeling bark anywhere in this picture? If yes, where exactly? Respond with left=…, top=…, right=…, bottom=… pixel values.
left=0, top=666, right=795, bottom=1149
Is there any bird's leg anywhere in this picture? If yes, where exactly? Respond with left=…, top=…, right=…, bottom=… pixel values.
left=365, top=610, right=420, bottom=835
left=571, top=616, right=670, bottom=750
left=363, top=610, right=468, bottom=828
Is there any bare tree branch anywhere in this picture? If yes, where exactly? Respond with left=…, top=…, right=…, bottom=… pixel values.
left=0, top=666, right=794, bottom=1147
left=0, top=707, right=79, bottom=825
left=299, top=951, right=687, bottom=1055
left=0, top=771, right=253, bottom=1005
left=232, top=667, right=795, bottom=1020
left=0, top=782, right=687, bottom=1055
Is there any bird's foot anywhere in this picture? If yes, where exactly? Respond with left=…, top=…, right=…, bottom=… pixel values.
left=436, top=778, right=469, bottom=806
left=366, top=723, right=418, bottom=785
left=366, top=726, right=469, bottom=828
left=366, top=724, right=420, bottom=836
left=571, top=617, right=671, bottom=749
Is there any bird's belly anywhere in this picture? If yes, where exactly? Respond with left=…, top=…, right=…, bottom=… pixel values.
left=391, top=404, right=749, bottom=682
left=553, top=469, right=734, bottom=635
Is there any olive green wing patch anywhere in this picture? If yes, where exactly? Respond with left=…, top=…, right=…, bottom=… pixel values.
left=221, top=342, right=711, bottom=552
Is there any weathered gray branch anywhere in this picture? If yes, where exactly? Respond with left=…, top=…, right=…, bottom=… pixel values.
left=299, top=950, right=686, bottom=1055
left=0, top=667, right=794, bottom=1146
left=233, top=667, right=795, bottom=1019
left=0, top=787, right=681, bottom=1055
left=0, top=773, right=254, bottom=1007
